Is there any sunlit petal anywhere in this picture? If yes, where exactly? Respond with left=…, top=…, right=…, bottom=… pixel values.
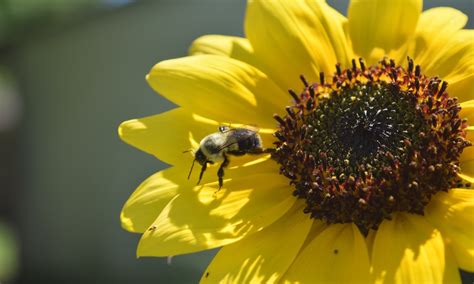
left=348, top=0, right=422, bottom=64
left=426, top=189, right=474, bottom=272
left=409, top=7, right=467, bottom=68
left=147, top=55, right=288, bottom=128
left=121, top=167, right=182, bottom=233
left=137, top=160, right=295, bottom=256
left=189, top=35, right=261, bottom=70
left=372, top=213, right=461, bottom=284
left=424, top=30, right=474, bottom=103
left=282, top=224, right=371, bottom=283
left=200, top=202, right=312, bottom=283
left=245, top=0, right=353, bottom=92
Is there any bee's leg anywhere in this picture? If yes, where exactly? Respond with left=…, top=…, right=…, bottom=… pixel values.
left=197, top=162, right=208, bottom=185
left=227, top=150, right=245, bottom=156
left=217, top=154, right=230, bottom=190
left=262, top=148, right=275, bottom=154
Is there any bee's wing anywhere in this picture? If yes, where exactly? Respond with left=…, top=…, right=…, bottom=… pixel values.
left=217, top=128, right=257, bottom=152
left=236, top=124, right=260, bottom=132
left=220, top=124, right=260, bottom=133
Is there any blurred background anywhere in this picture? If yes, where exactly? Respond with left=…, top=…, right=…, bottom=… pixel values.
left=0, top=0, right=472, bottom=283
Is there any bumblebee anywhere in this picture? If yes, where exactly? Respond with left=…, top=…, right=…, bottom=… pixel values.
left=187, top=126, right=271, bottom=189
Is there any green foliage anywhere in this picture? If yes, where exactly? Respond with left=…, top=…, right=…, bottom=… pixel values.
left=0, top=222, right=18, bottom=281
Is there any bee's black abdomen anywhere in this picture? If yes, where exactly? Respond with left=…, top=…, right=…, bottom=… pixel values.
left=234, top=129, right=262, bottom=151
left=237, top=135, right=260, bottom=150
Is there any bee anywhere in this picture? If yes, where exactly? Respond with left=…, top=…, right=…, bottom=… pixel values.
left=187, top=125, right=272, bottom=189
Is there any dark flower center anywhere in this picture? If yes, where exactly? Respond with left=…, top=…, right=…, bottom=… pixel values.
left=272, top=58, right=471, bottom=233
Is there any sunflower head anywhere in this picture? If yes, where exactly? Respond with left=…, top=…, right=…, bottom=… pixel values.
left=272, top=58, right=471, bottom=233
left=119, top=0, right=474, bottom=282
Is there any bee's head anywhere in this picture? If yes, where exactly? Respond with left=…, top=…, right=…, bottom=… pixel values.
left=186, top=148, right=210, bottom=180
left=194, top=148, right=207, bottom=165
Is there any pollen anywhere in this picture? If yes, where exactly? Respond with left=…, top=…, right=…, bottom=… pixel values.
left=272, top=58, right=471, bottom=233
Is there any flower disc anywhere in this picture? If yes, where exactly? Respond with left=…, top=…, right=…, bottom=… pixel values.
left=272, top=58, right=471, bottom=233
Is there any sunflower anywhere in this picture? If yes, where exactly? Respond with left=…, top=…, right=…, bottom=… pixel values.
left=119, top=0, right=474, bottom=283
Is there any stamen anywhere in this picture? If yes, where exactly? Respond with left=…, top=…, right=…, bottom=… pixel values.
left=359, top=58, right=366, bottom=71
left=300, top=75, right=309, bottom=87
left=407, top=56, right=414, bottom=74
left=288, top=89, right=300, bottom=103
left=309, top=85, right=316, bottom=99
left=273, top=113, right=286, bottom=126
left=319, top=72, right=325, bottom=85
left=285, top=106, right=296, bottom=119
left=438, top=81, right=448, bottom=97
left=389, top=59, right=396, bottom=68
left=346, top=69, right=352, bottom=81
left=415, top=65, right=421, bottom=77
left=335, top=63, right=342, bottom=76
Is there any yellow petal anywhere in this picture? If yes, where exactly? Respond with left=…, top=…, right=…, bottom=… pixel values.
left=426, top=189, right=474, bottom=272
left=189, top=35, right=260, bottom=69
left=459, top=160, right=474, bottom=184
left=446, top=71, right=474, bottom=105
left=137, top=159, right=295, bottom=256
left=365, top=229, right=377, bottom=260
left=460, top=126, right=474, bottom=163
left=282, top=224, right=371, bottom=283
left=423, top=30, right=474, bottom=103
left=146, top=55, right=287, bottom=129
left=245, top=0, right=353, bottom=92
left=410, top=7, right=467, bottom=68
left=119, top=108, right=276, bottom=166
left=200, top=201, right=312, bottom=284
left=461, top=100, right=474, bottom=121
left=121, top=167, right=182, bottom=233
left=372, top=213, right=461, bottom=284
left=348, top=0, right=422, bottom=64
left=119, top=108, right=214, bottom=166
left=299, top=219, right=327, bottom=249
left=121, top=154, right=270, bottom=234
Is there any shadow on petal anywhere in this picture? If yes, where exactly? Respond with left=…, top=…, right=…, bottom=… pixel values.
left=136, top=158, right=295, bottom=257
left=371, top=213, right=460, bottom=283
